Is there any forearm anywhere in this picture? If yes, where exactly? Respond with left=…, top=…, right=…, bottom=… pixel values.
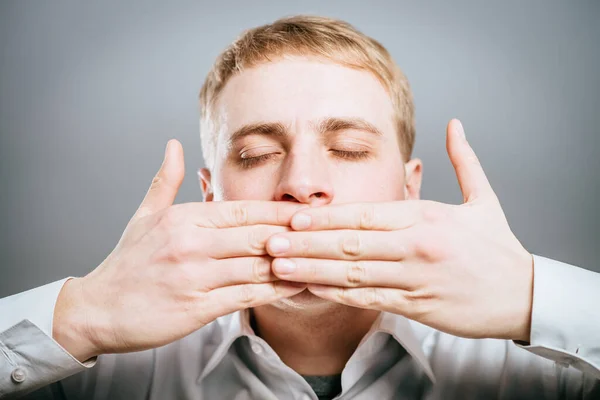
left=515, top=255, right=600, bottom=379
left=0, top=279, right=96, bottom=398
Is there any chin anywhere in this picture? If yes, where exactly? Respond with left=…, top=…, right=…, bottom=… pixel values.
left=271, top=289, right=341, bottom=312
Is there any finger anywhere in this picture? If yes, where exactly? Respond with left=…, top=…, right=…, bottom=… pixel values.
left=207, top=224, right=291, bottom=259
left=290, top=201, right=420, bottom=231
left=203, top=256, right=279, bottom=289
left=176, top=201, right=308, bottom=228
left=133, top=140, right=185, bottom=220
left=446, top=119, right=495, bottom=204
left=306, top=284, right=410, bottom=314
left=203, top=281, right=307, bottom=321
left=271, top=258, right=419, bottom=289
left=266, top=230, right=412, bottom=261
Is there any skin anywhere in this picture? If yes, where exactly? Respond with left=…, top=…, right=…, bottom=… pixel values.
left=199, top=57, right=423, bottom=374
left=54, top=56, right=533, bottom=378
left=199, top=56, right=533, bottom=374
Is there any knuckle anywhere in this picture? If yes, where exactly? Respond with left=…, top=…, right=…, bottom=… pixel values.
left=149, top=174, right=163, bottom=190
left=359, top=205, right=376, bottom=230
left=300, top=237, right=311, bottom=256
left=413, top=237, right=431, bottom=260
left=404, top=289, right=435, bottom=318
left=325, top=210, right=333, bottom=229
left=230, top=202, right=249, bottom=226
left=307, top=261, right=319, bottom=281
left=247, top=227, right=268, bottom=254
left=163, top=234, right=191, bottom=263
left=335, top=287, right=348, bottom=303
left=251, top=257, right=271, bottom=282
left=414, top=232, right=447, bottom=261
left=346, top=262, right=366, bottom=287
left=361, top=287, right=384, bottom=308
left=237, top=284, right=257, bottom=307
left=340, top=232, right=361, bottom=257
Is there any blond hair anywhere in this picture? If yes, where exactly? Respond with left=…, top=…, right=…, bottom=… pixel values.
left=199, top=15, right=415, bottom=168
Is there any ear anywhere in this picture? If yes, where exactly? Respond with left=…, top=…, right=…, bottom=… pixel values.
left=403, top=158, right=422, bottom=200
left=197, top=168, right=214, bottom=202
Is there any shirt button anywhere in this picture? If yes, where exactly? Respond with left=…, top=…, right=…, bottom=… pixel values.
left=11, top=367, right=26, bottom=383
left=251, top=342, right=264, bottom=355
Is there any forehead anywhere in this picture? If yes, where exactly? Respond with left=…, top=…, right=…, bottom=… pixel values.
left=215, top=57, right=396, bottom=136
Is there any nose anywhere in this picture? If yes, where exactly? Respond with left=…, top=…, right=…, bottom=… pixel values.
left=274, top=150, right=334, bottom=206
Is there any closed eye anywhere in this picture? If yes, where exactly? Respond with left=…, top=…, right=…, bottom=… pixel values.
left=237, top=149, right=370, bottom=169
left=330, top=149, right=371, bottom=161
left=238, top=153, right=280, bottom=169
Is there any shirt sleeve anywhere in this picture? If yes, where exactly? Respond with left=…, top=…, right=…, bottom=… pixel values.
left=515, top=254, right=600, bottom=380
left=0, top=278, right=96, bottom=399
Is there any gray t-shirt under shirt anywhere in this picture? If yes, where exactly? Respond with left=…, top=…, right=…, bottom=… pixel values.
left=302, top=374, right=342, bottom=400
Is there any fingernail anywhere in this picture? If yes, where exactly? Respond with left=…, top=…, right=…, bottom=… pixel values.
left=273, top=258, right=296, bottom=274
left=292, top=213, right=311, bottom=230
left=455, top=119, right=466, bottom=140
left=269, top=236, right=290, bottom=254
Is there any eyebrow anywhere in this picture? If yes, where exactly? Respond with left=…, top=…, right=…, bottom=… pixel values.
left=315, top=117, right=383, bottom=138
left=228, top=121, right=288, bottom=144
left=228, top=117, right=383, bottom=145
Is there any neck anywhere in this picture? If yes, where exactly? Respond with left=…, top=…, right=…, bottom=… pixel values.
left=251, top=301, right=380, bottom=376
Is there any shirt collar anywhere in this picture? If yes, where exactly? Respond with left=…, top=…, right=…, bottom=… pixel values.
left=368, top=311, right=436, bottom=383
left=198, top=309, right=435, bottom=383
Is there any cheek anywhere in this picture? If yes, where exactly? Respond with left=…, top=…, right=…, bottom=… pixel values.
left=332, top=162, right=406, bottom=202
left=215, top=168, right=278, bottom=201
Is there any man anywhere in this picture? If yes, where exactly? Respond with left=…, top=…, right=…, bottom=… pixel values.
left=1, top=15, right=598, bottom=399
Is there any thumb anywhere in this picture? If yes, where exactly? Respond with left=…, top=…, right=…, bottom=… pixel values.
left=134, top=139, right=185, bottom=220
left=446, top=119, right=495, bottom=204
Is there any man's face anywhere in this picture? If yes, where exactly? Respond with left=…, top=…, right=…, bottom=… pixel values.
left=200, top=56, right=422, bottom=309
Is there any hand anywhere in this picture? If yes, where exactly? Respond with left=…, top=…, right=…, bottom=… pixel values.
left=266, top=119, right=534, bottom=342
left=53, top=140, right=306, bottom=362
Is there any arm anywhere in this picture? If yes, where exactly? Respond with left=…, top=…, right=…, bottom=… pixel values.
left=262, top=119, right=600, bottom=388
left=515, top=255, right=600, bottom=378
left=0, top=278, right=95, bottom=399
left=1, top=140, right=307, bottom=398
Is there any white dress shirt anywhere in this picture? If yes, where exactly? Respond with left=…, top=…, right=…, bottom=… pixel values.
left=0, top=255, right=599, bottom=399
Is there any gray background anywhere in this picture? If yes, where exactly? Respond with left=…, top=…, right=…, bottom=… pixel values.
left=1, top=1, right=598, bottom=297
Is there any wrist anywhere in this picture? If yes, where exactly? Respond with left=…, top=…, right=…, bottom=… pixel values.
left=53, top=277, right=102, bottom=362
left=511, top=250, right=534, bottom=342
